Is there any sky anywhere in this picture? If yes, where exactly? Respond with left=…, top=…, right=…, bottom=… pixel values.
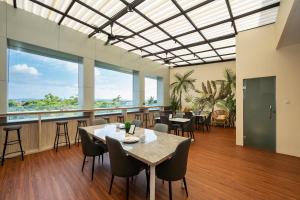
left=8, top=48, right=157, bottom=102
left=8, top=49, right=79, bottom=100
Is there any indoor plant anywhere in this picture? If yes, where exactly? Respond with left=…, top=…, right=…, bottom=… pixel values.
left=124, top=121, right=131, bottom=133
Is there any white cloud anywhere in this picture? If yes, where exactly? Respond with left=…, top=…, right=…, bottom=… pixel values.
left=12, top=64, right=40, bottom=76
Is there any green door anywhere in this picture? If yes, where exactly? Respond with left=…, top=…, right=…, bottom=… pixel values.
left=243, top=76, right=276, bottom=151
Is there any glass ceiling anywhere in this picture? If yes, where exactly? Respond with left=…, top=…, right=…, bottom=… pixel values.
left=1, top=0, right=280, bottom=67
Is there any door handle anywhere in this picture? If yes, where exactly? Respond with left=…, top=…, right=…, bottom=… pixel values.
left=269, top=105, right=272, bottom=119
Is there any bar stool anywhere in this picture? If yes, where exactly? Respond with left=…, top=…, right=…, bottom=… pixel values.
left=135, top=113, right=142, bottom=120
left=117, top=115, right=125, bottom=123
left=103, top=117, right=110, bottom=123
left=1, top=125, right=24, bottom=166
left=54, top=121, right=70, bottom=152
left=143, top=113, right=150, bottom=128
left=75, top=119, right=87, bottom=145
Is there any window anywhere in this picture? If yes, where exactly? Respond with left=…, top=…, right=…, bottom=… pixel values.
left=145, top=77, right=158, bottom=106
left=94, top=64, right=133, bottom=114
left=7, top=41, right=81, bottom=121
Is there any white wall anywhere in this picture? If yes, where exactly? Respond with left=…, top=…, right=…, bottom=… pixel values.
left=0, top=2, right=170, bottom=114
left=170, top=61, right=236, bottom=110
left=236, top=24, right=300, bottom=157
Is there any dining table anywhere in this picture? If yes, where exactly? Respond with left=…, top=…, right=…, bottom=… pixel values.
left=81, top=123, right=188, bottom=200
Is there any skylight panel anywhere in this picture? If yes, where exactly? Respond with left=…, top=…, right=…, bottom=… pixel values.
left=180, top=54, right=198, bottom=60
left=176, top=61, right=189, bottom=65
left=188, top=44, right=211, bottom=53
left=66, top=2, right=107, bottom=29
left=126, top=36, right=151, bottom=47
left=160, top=16, right=195, bottom=36
left=140, top=27, right=169, bottom=42
left=171, top=57, right=183, bottom=62
left=171, top=49, right=191, bottom=56
left=221, top=54, right=236, bottom=60
left=176, top=0, right=208, bottom=10
left=188, top=60, right=203, bottom=64
left=235, top=7, right=279, bottom=32
left=197, top=51, right=217, bottom=58
left=138, top=0, right=180, bottom=23
left=202, top=22, right=235, bottom=40
left=156, top=40, right=181, bottom=49
left=82, top=0, right=125, bottom=18
left=114, top=42, right=135, bottom=51
left=103, top=23, right=132, bottom=37
left=211, top=38, right=236, bottom=48
left=203, top=56, right=221, bottom=62
left=217, top=47, right=236, bottom=55
left=188, top=0, right=230, bottom=28
left=143, top=45, right=164, bottom=53
left=177, top=32, right=204, bottom=45
left=117, top=12, right=152, bottom=32
left=230, top=0, right=280, bottom=17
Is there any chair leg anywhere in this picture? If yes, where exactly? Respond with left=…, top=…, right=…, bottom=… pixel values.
left=109, top=175, right=114, bottom=194
left=56, top=125, right=60, bottom=152
left=91, top=156, right=95, bottom=180
left=183, top=177, right=188, bottom=197
left=82, top=156, right=86, bottom=172
left=17, top=129, right=24, bottom=160
left=126, top=177, right=129, bottom=200
left=101, top=154, right=104, bottom=164
left=168, top=181, right=172, bottom=200
left=1, top=131, right=8, bottom=166
left=146, top=169, right=149, bottom=197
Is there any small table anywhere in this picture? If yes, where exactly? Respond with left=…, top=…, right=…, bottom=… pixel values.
left=81, top=123, right=188, bottom=200
left=169, top=118, right=190, bottom=123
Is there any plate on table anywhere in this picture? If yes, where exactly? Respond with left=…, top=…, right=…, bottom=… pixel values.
left=123, top=136, right=140, bottom=144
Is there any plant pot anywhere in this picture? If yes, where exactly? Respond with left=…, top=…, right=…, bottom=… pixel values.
left=125, top=128, right=130, bottom=133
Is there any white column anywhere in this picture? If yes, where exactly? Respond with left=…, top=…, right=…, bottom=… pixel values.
left=133, top=71, right=145, bottom=106
left=157, top=77, right=164, bottom=106
left=0, top=37, right=7, bottom=114
left=79, top=57, right=94, bottom=109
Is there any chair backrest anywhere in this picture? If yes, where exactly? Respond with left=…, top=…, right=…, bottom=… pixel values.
left=184, top=112, right=193, bottom=119
left=79, top=129, right=102, bottom=156
left=174, top=112, right=184, bottom=118
left=156, top=139, right=191, bottom=181
left=131, top=119, right=142, bottom=127
left=160, top=115, right=170, bottom=125
left=105, top=136, right=141, bottom=177
left=154, top=123, right=168, bottom=133
left=93, top=118, right=107, bottom=125
left=205, top=112, right=212, bottom=124
left=183, top=116, right=196, bottom=132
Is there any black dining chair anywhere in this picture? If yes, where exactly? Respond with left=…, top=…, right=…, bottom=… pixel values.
left=79, top=129, right=108, bottom=180
left=156, top=139, right=191, bottom=200
left=160, top=115, right=180, bottom=135
left=105, top=136, right=149, bottom=200
left=204, top=112, right=212, bottom=132
left=182, top=116, right=196, bottom=140
left=184, top=112, right=193, bottom=119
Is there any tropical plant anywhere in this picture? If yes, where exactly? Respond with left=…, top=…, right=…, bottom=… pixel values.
left=216, top=94, right=236, bottom=127
left=170, top=95, right=179, bottom=114
left=170, top=70, right=196, bottom=111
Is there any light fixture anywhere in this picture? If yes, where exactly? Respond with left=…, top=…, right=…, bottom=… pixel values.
left=127, top=5, right=133, bottom=12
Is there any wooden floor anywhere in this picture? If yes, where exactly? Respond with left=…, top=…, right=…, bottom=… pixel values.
left=1, top=127, right=300, bottom=200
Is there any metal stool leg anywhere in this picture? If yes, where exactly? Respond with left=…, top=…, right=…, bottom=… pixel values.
left=1, top=131, right=9, bottom=166
left=65, top=124, right=70, bottom=148
left=17, top=129, right=24, bottom=160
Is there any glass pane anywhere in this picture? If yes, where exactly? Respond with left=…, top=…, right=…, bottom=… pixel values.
left=8, top=48, right=80, bottom=121
left=94, top=67, right=133, bottom=111
left=145, top=77, right=158, bottom=106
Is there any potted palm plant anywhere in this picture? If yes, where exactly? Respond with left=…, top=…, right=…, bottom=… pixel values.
left=124, top=121, right=131, bottom=133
